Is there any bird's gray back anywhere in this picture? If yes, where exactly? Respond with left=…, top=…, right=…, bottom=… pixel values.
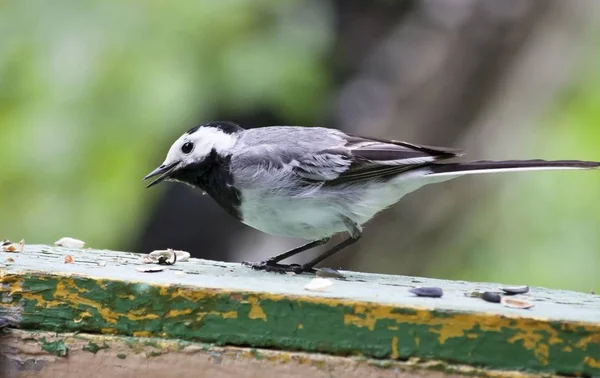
left=235, top=126, right=346, bottom=152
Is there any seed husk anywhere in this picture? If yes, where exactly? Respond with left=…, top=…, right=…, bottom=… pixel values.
left=409, top=286, right=443, bottom=298
left=500, top=285, right=529, bottom=295
left=136, top=266, right=164, bottom=273
left=304, top=277, right=333, bottom=292
left=501, top=297, right=533, bottom=309
left=315, top=267, right=345, bottom=279
left=54, top=237, right=86, bottom=249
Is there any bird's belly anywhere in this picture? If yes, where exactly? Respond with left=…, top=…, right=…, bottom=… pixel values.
left=239, top=195, right=349, bottom=239
left=238, top=173, right=446, bottom=239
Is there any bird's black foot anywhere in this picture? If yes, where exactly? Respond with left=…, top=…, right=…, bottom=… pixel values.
left=242, top=260, right=315, bottom=274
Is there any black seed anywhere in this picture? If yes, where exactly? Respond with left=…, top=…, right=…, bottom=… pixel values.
left=315, top=267, right=345, bottom=279
left=409, top=287, right=443, bottom=298
left=481, top=291, right=502, bottom=303
left=157, top=251, right=177, bottom=266
left=500, top=285, right=529, bottom=295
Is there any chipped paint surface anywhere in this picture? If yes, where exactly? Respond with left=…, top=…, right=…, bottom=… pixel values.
left=2, top=329, right=554, bottom=378
left=1, top=245, right=600, bottom=376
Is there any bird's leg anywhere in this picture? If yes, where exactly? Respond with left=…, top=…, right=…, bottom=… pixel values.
left=242, top=238, right=330, bottom=273
left=245, top=221, right=362, bottom=274
left=298, top=232, right=362, bottom=273
left=294, top=220, right=362, bottom=273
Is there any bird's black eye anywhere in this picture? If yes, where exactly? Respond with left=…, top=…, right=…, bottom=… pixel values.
left=181, top=142, right=194, bottom=154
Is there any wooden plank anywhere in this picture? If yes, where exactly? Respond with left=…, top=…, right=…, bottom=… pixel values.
left=1, top=329, right=545, bottom=378
left=1, top=245, right=599, bottom=376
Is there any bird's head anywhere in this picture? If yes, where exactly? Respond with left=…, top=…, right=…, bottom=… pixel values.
left=143, top=121, right=243, bottom=188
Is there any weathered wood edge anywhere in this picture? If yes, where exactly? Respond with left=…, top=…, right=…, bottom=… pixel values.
left=0, top=329, right=552, bottom=378
left=0, top=245, right=599, bottom=376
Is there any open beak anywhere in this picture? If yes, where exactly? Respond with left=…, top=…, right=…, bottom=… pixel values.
left=142, top=162, right=179, bottom=188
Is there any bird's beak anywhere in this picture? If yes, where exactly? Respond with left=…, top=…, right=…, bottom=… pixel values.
left=142, top=162, right=179, bottom=188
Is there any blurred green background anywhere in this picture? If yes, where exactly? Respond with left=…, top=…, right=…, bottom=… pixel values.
left=1, top=0, right=599, bottom=291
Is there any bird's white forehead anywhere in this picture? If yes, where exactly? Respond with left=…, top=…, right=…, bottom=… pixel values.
left=162, top=126, right=238, bottom=165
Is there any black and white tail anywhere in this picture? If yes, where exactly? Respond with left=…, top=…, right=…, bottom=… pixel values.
left=427, top=159, right=600, bottom=177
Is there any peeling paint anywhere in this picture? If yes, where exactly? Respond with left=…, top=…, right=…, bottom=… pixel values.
left=39, top=337, right=68, bottom=357
left=391, top=336, right=399, bottom=359
left=1, top=268, right=600, bottom=376
left=247, top=296, right=267, bottom=321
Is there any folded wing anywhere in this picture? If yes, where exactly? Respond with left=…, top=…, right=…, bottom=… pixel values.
left=232, top=127, right=463, bottom=185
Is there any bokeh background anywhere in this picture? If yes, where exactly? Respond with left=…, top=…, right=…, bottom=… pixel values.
left=1, top=0, right=599, bottom=291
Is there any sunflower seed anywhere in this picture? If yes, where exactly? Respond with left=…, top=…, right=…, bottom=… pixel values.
left=304, top=277, right=333, bottom=292
left=315, top=267, right=345, bottom=279
left=135, top=266, right=164, bottom=273
left=481, top=291, right=502, bottom=303
left=500, top=285, right=529, bottom=295
left=501, top=297, right=533, bottom=309
left=54, top=237, right=86, bottom=249
left=409, top=287, right=443, bottom=298
left=149, top=249, right=190, bottom=263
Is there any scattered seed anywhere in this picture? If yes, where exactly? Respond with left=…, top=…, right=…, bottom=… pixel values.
left=315, top=267, right=345, bottom=279
left=136, top=266, right=164, bottom=273
left=481, top=291, right=502, bottom=303
left=97, top=260, right=107, bottom=267
left=1, top=239, right=18, bottom=252
left=6, top=257, right=15, bottom=263
left=466, top=291, right=483, bottom=298
left=409, top=287, right=443, bottom=298
left=55, top=237, right=86, bottom=249
left=501, top=297, right=533, bottom=309
left=149, top=249, right=190, bottom=263
left=141, top=256, right=154, bottom=264
left=157, top=251, right=177, bottom=266
left=304, top=277, right=333, bottom=292
left=500, top=285, right=529, bottom=295
left=64, top=255, right=74, bottom=264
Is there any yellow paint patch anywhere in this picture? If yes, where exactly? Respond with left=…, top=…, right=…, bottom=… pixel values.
left=247, top=296, right=267, bottom=321
left=585, top=356, right=600, bottom=369
left=391, top=336, right=399, bottom=359
left=166, top=308, right=193, bottom=318
left=127, top=308, right=160, bottom=321
left=196, top=310, right=238, bottom=321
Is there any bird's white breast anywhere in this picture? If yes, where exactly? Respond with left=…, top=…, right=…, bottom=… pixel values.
left=239, top=189, right=349, bottom=240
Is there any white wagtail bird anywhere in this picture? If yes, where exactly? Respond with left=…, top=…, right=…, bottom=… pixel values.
left=143, top=121, right=599, bottom=274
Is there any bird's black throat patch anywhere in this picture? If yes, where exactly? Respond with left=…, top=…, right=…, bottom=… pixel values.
left=169, top=149, right=242, bottom=220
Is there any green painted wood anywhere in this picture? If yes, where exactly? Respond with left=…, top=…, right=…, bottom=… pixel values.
left=1, top=329, right=545, bottom=378
left=1, top=245, right=599, bottom=376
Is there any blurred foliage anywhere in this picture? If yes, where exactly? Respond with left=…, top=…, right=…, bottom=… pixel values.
left=0, top=0, right=332, bottom=248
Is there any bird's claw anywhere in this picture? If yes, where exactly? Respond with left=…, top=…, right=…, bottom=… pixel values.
left=242, top=260, right=315, bottom=274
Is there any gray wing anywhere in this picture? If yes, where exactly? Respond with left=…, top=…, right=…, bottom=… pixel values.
left=231, top=126, right=463, bottom=186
